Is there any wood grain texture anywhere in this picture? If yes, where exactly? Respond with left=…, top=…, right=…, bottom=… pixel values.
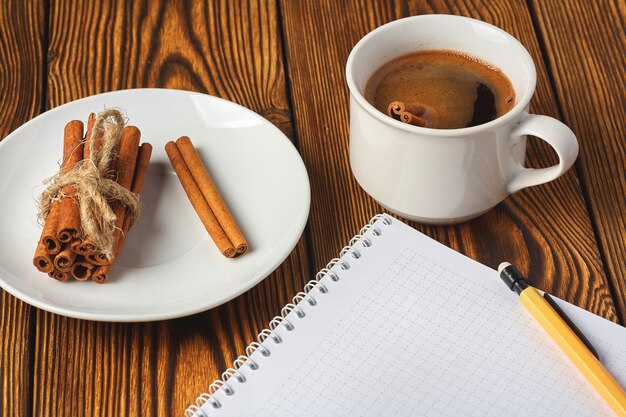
left=0, top=0, right=45, bottom=139
left=529, top=0, right=626, bottom=322
left=0, top=292, right=34, bottom=417
left=280, top=0, right=406, bottom=263
left=4, top=1, right=625, bottom=416
left=34, top=1, right=309, bottom=416
left=280, top=0, right=618, bottom=320
left=0, top=1, right=45, bottom=416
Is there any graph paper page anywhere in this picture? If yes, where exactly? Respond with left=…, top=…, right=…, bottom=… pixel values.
left=196, top=217, right=626, bottom=417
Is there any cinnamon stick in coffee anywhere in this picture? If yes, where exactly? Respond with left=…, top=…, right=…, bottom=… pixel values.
left=387, top=101, right=428, bottom=127
left=93, top=142, right=153, bottom=284
left=165, top=140, right=236, bottom=258
left=176, top=136, right=248, bottom=255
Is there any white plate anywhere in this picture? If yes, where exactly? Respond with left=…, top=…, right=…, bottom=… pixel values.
left=0, top=89, right=310, bottom=321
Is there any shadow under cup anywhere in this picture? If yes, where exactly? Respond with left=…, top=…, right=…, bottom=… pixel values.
left=346, top=15, right=539, bottom=224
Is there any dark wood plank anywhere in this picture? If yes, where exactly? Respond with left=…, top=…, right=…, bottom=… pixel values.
left=529, top=0, right=626, bottom=322
left=280, top=0, right=405, bottom=264
left=0, top=0, right=45, bottom=416
left=280, top=0, right=618, bottom=321
left=0, top=0, right=44, bottom=138
left=35, top=1, right=309, bottom=416
left=0, top=292, right=34, bottom=417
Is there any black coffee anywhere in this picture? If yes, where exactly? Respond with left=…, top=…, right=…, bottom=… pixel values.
left=365, top=50, right=515, bottom=129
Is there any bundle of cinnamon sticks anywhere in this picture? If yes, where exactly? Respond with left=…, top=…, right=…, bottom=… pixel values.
left=33, top=113, right=152, bottom=283
left=165, top=136, right=247, bottom=258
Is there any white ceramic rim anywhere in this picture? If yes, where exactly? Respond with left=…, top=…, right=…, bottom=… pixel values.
left=0, top=88, right=311, bottom=322
left=345, top=14, right=537, bottom=137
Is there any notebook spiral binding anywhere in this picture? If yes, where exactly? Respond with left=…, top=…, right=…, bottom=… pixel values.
left=185, top=214, right=393, bottom=417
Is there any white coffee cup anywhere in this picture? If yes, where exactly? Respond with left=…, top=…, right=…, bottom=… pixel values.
left=346, top=15, right=578, bottom=224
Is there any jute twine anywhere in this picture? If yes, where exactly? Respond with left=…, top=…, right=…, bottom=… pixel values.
left=38, top=109, right=140, bottom=259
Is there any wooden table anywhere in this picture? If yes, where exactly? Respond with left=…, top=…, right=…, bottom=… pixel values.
left=1, top=1, right=624, bottom=415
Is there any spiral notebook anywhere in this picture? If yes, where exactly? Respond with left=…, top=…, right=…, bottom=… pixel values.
left=186, top=214, right=626, bottom=417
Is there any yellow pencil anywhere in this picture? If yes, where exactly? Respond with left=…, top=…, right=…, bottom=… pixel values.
left=499, top=262, right=626, bottom=417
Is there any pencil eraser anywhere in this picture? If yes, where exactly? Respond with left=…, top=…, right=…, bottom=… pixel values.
left=498, top=262, right=511, bottom=274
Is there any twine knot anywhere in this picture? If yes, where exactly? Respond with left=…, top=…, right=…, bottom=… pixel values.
left=38, top=109, right=140, bottom=258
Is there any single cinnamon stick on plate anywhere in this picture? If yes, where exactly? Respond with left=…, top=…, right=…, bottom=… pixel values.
left=93, top=143, right=153, bottom=284
left=165, top=140, right=235, bottom=258
left=176, top=136, right=248, bottom=255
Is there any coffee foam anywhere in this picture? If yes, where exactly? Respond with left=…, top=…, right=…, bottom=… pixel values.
left=365, top=50, right=515, bottom=129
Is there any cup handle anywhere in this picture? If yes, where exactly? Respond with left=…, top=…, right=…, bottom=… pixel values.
left=506, top=114, right=579, bottom=194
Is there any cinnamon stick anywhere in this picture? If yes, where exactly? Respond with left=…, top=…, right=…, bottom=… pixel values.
left=109, top=126, right=141, bottom=245
left=176, top=136, right=248, bottom=254
left=70, top=238, right=97, bottom=255
left=117, top=142, right=152, bottom=253
left=71, top=258, right=94, bottom=281
left=92, top=266, right=108, bottom=284
left=72, top=124, right=138, bottom=270
left=33, top=120, right=84, bottom=268
left=53, top=247, right=76, bottom=272
left=56, top=120, right=86, bottom=242
left=93, top=143, right=153, bottom=284
left=86, top=252, right=110, bottom=266
left=71, top=123, right=141, bottom=280
left=38, top=210, right=62, bottom=255
left=33, top=246, right=54, bottom=273
left=82, top=113, right=97, bottom=160
left=165, top=141, right=235, bottom=257
left=80, top=111, right=121, bottom=246
left=48, top=269, right=70, bottom=282
left=387, top=101, right=428, bottom=127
